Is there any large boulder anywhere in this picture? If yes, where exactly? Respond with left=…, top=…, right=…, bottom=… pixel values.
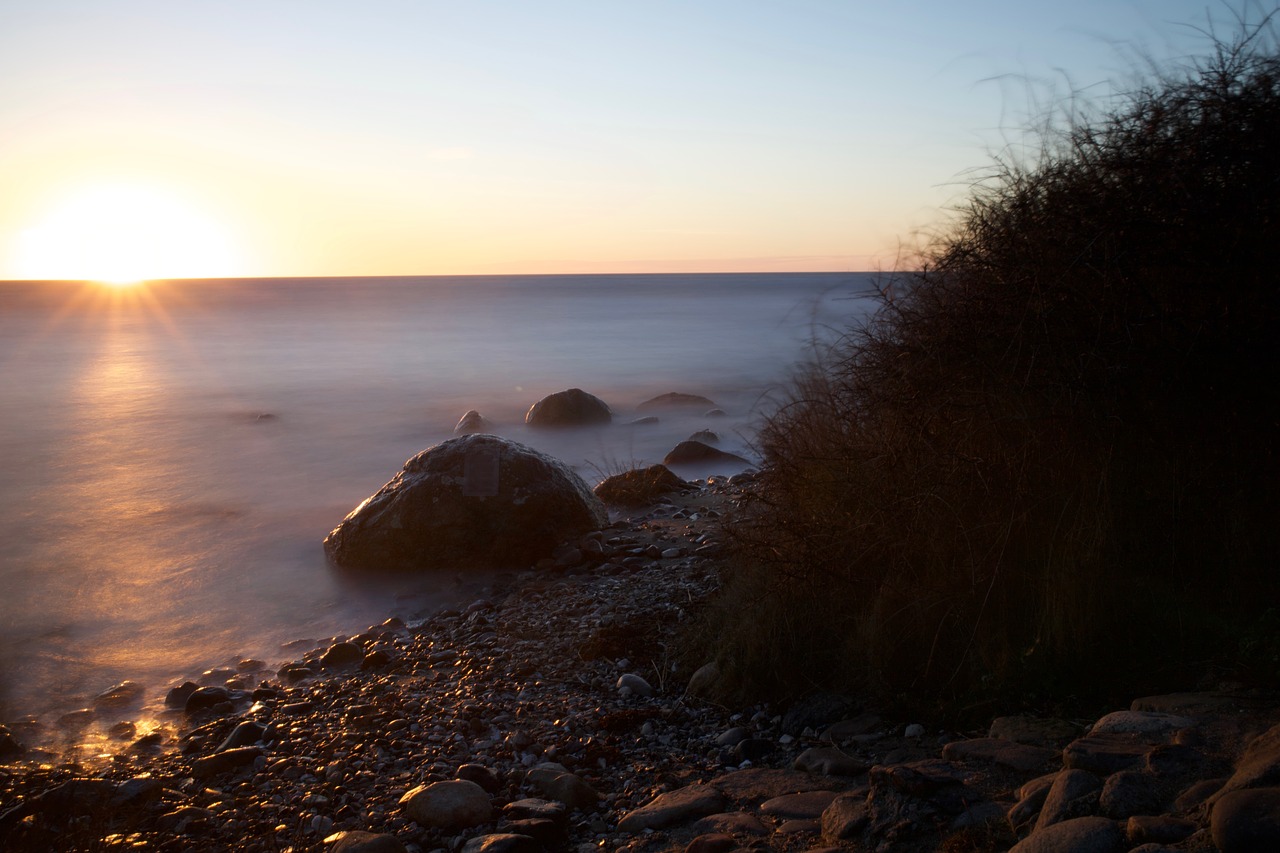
left=525, top=388, right=611, bottom=427
left=324, top=434, right=607, bottom=571
left=663, top=440, right=751, bottom=470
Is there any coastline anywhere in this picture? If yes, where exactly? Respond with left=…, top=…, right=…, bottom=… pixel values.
left=2, top=476, right=1278, bottom=852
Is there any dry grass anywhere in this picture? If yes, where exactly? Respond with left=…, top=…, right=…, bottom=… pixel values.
left=695, top=16, right=1280, bottom=721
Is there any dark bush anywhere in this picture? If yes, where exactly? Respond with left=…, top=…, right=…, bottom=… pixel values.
left=699, top=20, right=1280, bottom=720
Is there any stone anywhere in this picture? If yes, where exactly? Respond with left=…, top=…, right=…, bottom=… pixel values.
left=616, top=673, right=654, bottom=697
left=636, top=392, right=717, bottom=411
left=617, top=784, right=728, bottom=832
left=820, top=791, right=869, bottom=841
left=1130, top=692, right=1240, bottom=715
left=526, top=766, right=599, bottom=810
left=688, top=430, right=719, bottom=444
left=1010, top=816, right=1123, bottom=853
left=1210, top=722, right=1280, bottom=803
left=1125, top=815, right=1197, bottom=846
left=760, top=790, right=840, bottom=819
left=710, top=767, right=836, bottom=801
left=683, top=833, right=737, bottom=853
left=793, top=747, right=867, bottom=777
left=1008, top=772, right=1060, bottom=831
left=320, top=641, right=364, bottom=668
left=1211, top=787, right=1280, bottom=852
left=503, top=798, right=567, bottom=824
left=184, top=686, right=232, bottom=715
left=1090, top=711, right=1196, bottom=737
left=942, top=737, right=1058, bottom=771
left=524, top=388, right=611, bottom=427
left=457, top=763, right=504, bottom=793
left=593, top=465, right=690, bottom=507
left=870, top=759, right=967, bottom=796
left=820, top=714, right=882, bottom=741
left=1099, top=770, right=1164, bottom=819
left=732, top=738, right=773, bottom=764
left=454, top=410, right=494, bottom=435
left=460, top=834, right=539, bottom=853
left=689, top=812, right=770, bottom=836
left=215, top=720, right=267, bottom=752
left=1176, top=777, right=1227, bottom=811
left=1035, top=768, right=1102, bottom=831
left=685, top=662, right=721, bottom=698
left=399, top=780, right=492, bottom=830
left=1063, top=733, right=1150, bottom=775
left=164, top=681, right=199, bottom=708
left=324, top=434, right=607, bottom=572
left=191, top=746, right=262, bottom=778
left=0, top=725, right=24, bottom=759
left=93, top=680, right=145, bottom=711
left=662, top=440, right=750, bottom=469
left=989, top=715, right=1082, bottom=746
left=327, top=830, right=410, bottom=853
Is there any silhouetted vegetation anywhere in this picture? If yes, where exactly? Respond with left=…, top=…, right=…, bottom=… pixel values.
left=697, top=18, right=1280, bottom=722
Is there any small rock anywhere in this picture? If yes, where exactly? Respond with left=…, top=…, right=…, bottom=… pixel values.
left=399, top=780, right=492, bottom=830
left=616, top=673, right=654, bottom=697
left=617, top=784, right=728, bottom=832
left=820, top=791, right=869, bottom=841
left=327, top=831, right=409, bottom=853
left=320, top=641, right=364, bottom=668
left=793, top=747, right=867, bottom=777
left=1035, top=769, right=1103, bottom=831
left=1010, top=816, right=1123, bottom=853
left=460, top=834, right=539, bottom=853
left=93, top=680, right=145, bottom=711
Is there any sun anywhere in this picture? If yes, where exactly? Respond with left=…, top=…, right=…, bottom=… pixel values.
left=14, top=183, right=247, bottom=284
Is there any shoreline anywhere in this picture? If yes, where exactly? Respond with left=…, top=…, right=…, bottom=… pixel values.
left=3, top=477, right=1279, bottom=852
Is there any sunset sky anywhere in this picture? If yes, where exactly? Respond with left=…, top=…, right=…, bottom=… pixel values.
left=0, top=0, right=1238, bottom=280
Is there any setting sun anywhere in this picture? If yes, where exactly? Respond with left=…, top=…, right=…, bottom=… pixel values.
left=13, top=183, right=247, bottom=283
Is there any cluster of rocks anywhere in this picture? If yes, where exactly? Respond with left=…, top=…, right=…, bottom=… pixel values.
left=4, top=475, right=1280, bottom=852
left=454, top=389, right=750, bottom=473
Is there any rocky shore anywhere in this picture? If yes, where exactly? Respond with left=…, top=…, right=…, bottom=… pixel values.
left=3, top=475, right=1280, bottom=852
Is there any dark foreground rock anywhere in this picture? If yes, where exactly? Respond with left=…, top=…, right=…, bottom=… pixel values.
left=524, top=388, right=611, bottom=427
left=323, top=434, right=607, bottom=571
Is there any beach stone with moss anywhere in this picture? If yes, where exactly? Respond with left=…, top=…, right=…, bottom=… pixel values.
left=323, top=434, right=607, bottom=571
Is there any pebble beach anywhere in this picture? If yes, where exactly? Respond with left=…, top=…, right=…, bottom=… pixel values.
left=3, top=475, right=1280, bottom=853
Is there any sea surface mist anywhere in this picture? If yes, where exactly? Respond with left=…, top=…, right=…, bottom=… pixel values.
left=0, top=273, right=879, bottom=723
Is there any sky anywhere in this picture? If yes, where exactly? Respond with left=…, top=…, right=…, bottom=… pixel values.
left=0, top=0, right=1258, bottom=280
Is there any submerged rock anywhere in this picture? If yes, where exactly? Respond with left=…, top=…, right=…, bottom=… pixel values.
left=637, top=392, right=717, bottom=411
left=324, top=434, right=607, bottom=572
left=524, top=388, right=611, bottom=427
left=454, top=409, right=494, bottom=435
left=663, top=440, right=750, bottom=470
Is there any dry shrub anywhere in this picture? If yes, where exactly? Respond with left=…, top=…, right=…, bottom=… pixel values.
left=699, top=17, right=1280, bottom=719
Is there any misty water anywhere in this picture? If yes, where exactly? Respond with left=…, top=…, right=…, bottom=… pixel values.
left=0, top=273, right=880, bottom=725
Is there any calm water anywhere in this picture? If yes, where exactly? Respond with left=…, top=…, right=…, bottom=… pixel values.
left=0, top=273, right=878, bottom=723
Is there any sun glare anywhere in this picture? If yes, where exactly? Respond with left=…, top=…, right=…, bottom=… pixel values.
left=14, top=184, right=246, bottom=284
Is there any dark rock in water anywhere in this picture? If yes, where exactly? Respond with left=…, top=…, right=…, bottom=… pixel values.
left=165, top=681, right=199, bottom=709
left=93, top=680, right=145, bottom=712
left=688, top=429, right=719, bottom=444
left=0, top=724, right=24, bottom=759
left=216, top=720, right=267, bottom=752
left=663, top=440, right=750, bottom=469
left=324, top=434, right=607, bottom=572
left=593, top=464, right=691, bottom=507
left=185, top=686, right=231, bottom=715
left=626, top=416, right=660, bottom=426
left=637, top=392, right=717, bottom=411
left=706, top=408, right=727, bottom=417
left=454, top=409, right=494, bottom=435
left=525, top=388, right=611, bottom=427
left=320, top=641, right=364, bottom=669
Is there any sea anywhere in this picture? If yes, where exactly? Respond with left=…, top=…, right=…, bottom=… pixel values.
left=0, top=272, right=881, bottom=728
